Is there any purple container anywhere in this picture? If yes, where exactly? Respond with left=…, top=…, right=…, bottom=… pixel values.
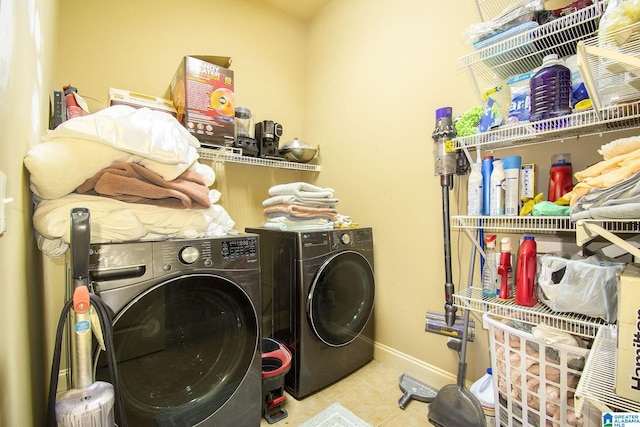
left=529, top=54, right=571, bottom=123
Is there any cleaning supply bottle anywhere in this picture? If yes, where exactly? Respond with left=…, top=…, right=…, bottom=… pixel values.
left=498, top=237, right=514, bottom=299
left=529, top=54, right=572, bottom=123
left=515, top=235, right=538, bottom=307
left=548, top=153, right=573, bottom=202
left=482, top=234, right=498, bottom=299
left=481, top=156, right=493, bottom=216
left=467, top=162, right=483, bottom=216
left=489, top=159, right=505, bottom=216
left=470, top=368, right=496, bottom=427
left=504, top=156, right=521, bottom=216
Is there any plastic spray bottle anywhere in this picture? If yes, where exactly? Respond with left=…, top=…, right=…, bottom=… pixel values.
left=482, top=234, right=498, bottom=299
left=498, top=237, right=514, bottom=299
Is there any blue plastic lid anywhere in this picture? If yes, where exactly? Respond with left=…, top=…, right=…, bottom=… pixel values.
left=487, top=367, right=492, bottom=375
left=435, top=107, right=452, bottom=119
left=503, top=155, right=522, bottom=170
left=523, top=235, right=534, bottom=241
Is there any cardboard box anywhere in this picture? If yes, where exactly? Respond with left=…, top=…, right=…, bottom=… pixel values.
left=616, top=263, right=640, bottom=401
left=109, top=88, right=177, bottom=117
left=169, top=55, right=235, bottom=146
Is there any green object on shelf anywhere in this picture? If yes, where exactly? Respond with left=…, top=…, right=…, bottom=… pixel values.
left=454, top=106, right=483, bottom=137
left=532, top=201, right=570, bottom=216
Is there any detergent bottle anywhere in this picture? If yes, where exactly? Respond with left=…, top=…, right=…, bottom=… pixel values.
left=515, top=236, right=538, bottom=307
left=548, top=153, right=573, bottom=202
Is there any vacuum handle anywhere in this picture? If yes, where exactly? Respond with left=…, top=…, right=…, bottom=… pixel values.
left=71, top=207, right=90, bottom=288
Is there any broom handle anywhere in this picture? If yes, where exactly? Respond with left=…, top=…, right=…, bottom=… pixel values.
left=458, top=226, right=480, bottom=388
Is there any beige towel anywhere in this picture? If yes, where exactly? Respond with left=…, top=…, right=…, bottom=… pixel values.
left=77, top=161, right=211, bottom=209
left=263, top=203, right=338, bottom=221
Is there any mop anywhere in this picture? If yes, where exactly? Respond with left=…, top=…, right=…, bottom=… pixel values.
left=426, top=108, right=485, bottom=427
left=46, top=208, right=127, bottom=427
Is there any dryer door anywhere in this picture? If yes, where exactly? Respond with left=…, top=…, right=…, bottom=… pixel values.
left=307, top=250, right=375, bottom=347
left=95, top=273, right=259, bottom=427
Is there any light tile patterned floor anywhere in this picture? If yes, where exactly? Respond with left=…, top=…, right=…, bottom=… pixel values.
left=261, top=360, right=433, bottom=427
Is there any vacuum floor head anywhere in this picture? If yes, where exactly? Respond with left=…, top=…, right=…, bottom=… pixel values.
left=397, top=374, right=438, bottom=409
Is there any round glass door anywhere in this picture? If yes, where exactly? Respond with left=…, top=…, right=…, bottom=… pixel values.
left=95, top=274, right=258, bottom=426
left=307, top=251, right=375, bottom=347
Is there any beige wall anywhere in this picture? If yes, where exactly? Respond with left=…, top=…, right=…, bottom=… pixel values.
left=2, top=1, right=635, bottom=425
left=0, top=0, right=59, bottom=425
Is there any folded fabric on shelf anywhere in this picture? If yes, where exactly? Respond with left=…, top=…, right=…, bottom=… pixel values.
left=268, top=182, right=335, bottom=199
left=33, top=192, right=235, bottom=258
left=263, top=204, right=338, bottom=221
left=571, top=170, right=640, bottom=220
left=568, top=147, right=640, bottom=206
left=76, top=161, right=211, bottom=209
left=262, top=194, right=339, bottom=208
left=261, top=216, right=334, bottom=231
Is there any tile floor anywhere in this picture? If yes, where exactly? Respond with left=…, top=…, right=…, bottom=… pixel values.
left=260, top=359, right=433, bottom=427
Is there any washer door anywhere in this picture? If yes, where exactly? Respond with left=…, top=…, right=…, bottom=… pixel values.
left=307, top=251, right=375, bottom=347
left=95, top=273, right=258, bottom=426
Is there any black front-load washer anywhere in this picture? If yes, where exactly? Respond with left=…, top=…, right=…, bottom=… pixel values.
left=83, top=235, right=261, bottom=427
left=246, top=226, right=375, bottom=399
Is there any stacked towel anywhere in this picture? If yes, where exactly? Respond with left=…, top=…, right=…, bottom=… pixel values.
left=261, top=182, right=339, bottom=230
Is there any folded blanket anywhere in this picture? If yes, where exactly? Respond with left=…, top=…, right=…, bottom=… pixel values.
left=263, top=204, right=338, bottom=221
left=571, top=171, right=640, bottom=220
left=568, top=148, right=640, bottom=206
left=268, top=182, right=335, bottom=199
left=24, top=137, right=212, bottom=200
left=261, top=216, right=334, bottom=231
left=76, top=162, right=211, bottom=209
left=261, top=194, right=339, bottom=207
left=33, top=192, right=235, bottom=257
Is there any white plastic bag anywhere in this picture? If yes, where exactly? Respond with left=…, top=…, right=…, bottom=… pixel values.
left=537, top=254, right=625, bottom=322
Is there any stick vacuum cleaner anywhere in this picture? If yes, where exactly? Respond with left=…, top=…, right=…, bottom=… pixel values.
left=427, top=107, right=485, bottom=427
left=46, top=208, right=127, bottom=427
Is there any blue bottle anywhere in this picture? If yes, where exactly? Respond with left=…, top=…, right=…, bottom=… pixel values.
left=481, top=156, right=493, bottom=216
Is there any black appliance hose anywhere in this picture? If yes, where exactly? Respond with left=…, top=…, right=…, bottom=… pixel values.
left=46, top=293, right=128, bottom=427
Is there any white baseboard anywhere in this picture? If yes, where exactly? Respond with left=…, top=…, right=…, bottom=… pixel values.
left=373, top=342, right=461, bottom=390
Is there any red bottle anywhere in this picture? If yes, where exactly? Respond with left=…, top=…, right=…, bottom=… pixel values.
left=498, top=237, right=514, bottom=299
left=548, top=153, right=573, bottom=202
left=515, top=236, right=538, bottom=307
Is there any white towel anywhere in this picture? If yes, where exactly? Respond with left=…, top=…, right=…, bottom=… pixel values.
left=262, top=195, right=339, bottom=207
left=261, top=217, right=334, bottom=231
left=268, top=182, right=335, bottom=199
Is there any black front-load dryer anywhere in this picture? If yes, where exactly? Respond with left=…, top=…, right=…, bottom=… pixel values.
left=86, top=235, right=261, bottom=427
left=246, top=227, right=375, bottom=399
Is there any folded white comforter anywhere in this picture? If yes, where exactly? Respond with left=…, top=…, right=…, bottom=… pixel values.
left=34, top=192, right=235, bottom=258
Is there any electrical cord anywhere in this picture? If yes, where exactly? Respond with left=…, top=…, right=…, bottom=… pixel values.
left=46, top=293, right=128, bottom=427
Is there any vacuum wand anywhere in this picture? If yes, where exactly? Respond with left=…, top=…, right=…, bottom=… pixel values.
left=433, top=106, right=458, bottom=327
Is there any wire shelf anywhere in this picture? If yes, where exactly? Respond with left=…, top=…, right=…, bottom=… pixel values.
left=451, top=215, right=576, bottom=233
left=579, top=21, right=640, bottom=116
left=459, top=2, right=606, bottom=85
left=474, top=0, right=518, bottom=22
left=453, top=286, right=606, bottom=338
left=197, top=147, right=322, bottom=172
left=575, top=325, right=640, bottom=416
left=453, top=100, right=640, bottom=151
